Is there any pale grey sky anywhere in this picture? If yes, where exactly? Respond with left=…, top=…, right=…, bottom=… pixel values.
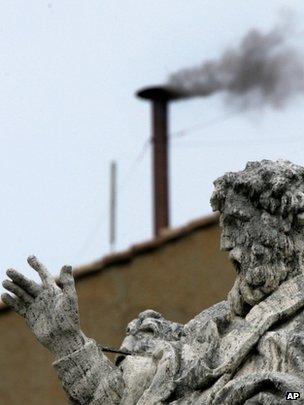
left=1, top=1, right=304, bottom=288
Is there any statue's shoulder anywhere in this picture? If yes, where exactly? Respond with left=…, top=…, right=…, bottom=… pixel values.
left=184, top=300, right=231, bottom=338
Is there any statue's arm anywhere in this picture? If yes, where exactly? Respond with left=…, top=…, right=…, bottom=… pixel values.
left=1, top=256, right=124, bottom=404
left=53, top=340, right=124, bottom=404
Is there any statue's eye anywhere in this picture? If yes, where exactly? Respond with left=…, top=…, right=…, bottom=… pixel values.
left=140, top=326, right=154, bottom=334
left=139, top=324, right=157, bottom=335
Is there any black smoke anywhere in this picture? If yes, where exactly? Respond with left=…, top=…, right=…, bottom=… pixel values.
left=168, top=25, right=304, bottom=109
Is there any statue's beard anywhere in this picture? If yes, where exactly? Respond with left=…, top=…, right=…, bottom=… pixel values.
left=228, top=259, right=290, bottom=317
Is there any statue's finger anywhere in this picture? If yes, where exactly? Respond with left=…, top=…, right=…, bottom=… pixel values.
left=2, top=280, right=33, bottom=304
left=27, top=255, right=54, bottom=286
left=1, top=293, right=26, bottom=317
left=6, top=268, right=41, bottom=297
left=58, top=265, right=77, bottom=303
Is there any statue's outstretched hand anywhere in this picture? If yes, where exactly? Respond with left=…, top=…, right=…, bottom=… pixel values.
left=1, top=256, right=86, bottom=358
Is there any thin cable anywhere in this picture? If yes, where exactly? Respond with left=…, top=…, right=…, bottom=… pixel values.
left=120, top=137, right=151, bottom=189
left=172, top=135, right=302, bottom=148
left=170, top=110, right=243, bottom=140
left=75, top=137, right=151, bottom=261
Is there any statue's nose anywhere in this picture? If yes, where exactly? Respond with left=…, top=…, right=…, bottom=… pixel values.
left=115, top=336, right=135, bottom=366
left=120, top=335, right=135, bottom=353
left=229, top=247, right=242, bottom=263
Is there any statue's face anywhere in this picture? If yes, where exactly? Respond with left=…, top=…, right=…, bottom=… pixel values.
left=220, top=190, right=290, bottom=307
left=220, top=190, right=261, bottom=272
left=116, top=311, right=182, bottom=365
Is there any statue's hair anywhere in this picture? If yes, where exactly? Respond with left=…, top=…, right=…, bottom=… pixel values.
left=213, top=160, right=304, bottom=315
left=211, top=159, right=304, bottom=218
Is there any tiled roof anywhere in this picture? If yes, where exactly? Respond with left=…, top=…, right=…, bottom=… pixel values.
left=0, top=213, right=219, bottom=312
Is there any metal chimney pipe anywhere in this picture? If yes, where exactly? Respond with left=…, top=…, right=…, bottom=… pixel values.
left=151, top=98, right=169, bottom=236
left=137, top=86, right=185, bottom=237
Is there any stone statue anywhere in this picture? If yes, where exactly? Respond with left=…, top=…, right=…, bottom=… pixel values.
left=2, top=159, right=304, bottom=404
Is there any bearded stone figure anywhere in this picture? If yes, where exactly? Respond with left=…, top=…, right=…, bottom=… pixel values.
left=3, top=159, right=304, bottom=404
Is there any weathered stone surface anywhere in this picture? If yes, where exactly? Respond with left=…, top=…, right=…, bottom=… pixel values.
left=3, top=159, right=304, bottom=404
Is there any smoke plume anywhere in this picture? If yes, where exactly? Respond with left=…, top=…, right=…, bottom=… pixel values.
left=168, top=25, right=304, bottom=109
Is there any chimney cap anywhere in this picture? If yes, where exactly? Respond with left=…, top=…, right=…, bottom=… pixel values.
left=136, top=85, right=186, bottom=102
